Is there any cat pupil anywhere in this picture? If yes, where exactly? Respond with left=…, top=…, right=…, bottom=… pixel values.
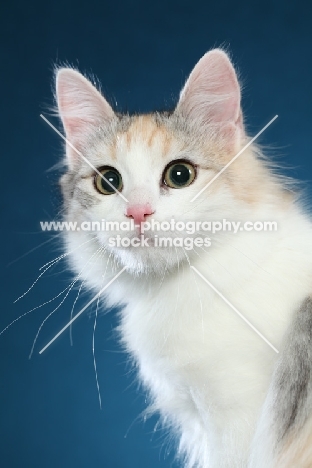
left=101, top=170, right=120, bottom=192
left=170, top=164, right=190, bottom=186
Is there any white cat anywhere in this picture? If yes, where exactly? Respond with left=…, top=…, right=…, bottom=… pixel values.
left=55, top=49, right=312, bottom=467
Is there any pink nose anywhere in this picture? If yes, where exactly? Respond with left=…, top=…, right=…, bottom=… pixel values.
left=126, top=204, right=154, bottom=225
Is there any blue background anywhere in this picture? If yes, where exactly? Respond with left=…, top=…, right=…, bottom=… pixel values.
left=1, top=1, right=311, bottom=467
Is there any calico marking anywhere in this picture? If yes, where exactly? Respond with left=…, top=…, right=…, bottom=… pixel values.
left=273, top=297, right=312, bottom=466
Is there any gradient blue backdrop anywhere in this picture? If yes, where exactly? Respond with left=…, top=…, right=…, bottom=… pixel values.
left=1, top=1, right=312, bottom=467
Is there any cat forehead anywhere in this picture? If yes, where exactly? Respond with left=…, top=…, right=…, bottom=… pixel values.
left=89, top=114, right=186, bottom=168
left=115, top=115, right=180, bottom=159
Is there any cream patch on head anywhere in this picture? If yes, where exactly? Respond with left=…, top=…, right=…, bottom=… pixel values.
left=117, top=115, right=173, bottom=158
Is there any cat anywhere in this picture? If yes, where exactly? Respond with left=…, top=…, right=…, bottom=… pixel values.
left=55, top=49, right=312, bottom=467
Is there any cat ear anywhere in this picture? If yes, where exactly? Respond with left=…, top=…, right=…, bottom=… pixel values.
left=56, top=68, right=115, bottom=166
left=175, top=49, right=244, bottom=150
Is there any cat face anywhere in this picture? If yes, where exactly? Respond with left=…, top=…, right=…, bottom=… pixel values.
left=56, top=50, right=269, bottom=275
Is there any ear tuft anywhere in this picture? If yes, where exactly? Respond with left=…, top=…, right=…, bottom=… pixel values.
left=56, top=68, right=115, bottom=165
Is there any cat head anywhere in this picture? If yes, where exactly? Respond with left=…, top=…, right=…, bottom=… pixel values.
left=56, top=49, right=273, bottom=276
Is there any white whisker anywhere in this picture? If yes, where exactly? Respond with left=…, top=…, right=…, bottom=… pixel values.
left=93, top=291, right=102, bottom=409
left=14, top=261, right=61, bottom=303
left=69, top=281, right=85, bottom=346
left=29, top=246, right=104, bottom=357
left=14, top=235, right=98, bottom=304
left=0, top=283, right=73, bottom=338
left=39, top=235, right=96, bottom=271
left=39, top=266, right=127, bottom=354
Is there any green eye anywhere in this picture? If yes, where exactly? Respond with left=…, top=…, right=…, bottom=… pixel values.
left=94, top=166, right=123, bottom=195
left=163, top=160, right=196, bottom=189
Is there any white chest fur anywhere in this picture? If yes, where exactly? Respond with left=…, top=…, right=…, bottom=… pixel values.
left=105, top=212, right=312, bottom=467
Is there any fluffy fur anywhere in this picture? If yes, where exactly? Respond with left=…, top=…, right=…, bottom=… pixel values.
left=55, top=49, right=312, bottom=467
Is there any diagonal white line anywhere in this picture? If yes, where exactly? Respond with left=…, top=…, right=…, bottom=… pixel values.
left=40, top=114, right=129, bottom=203
left=190, top=115, right=278, bottom=202
left=190, top=266, right=279, bottom=353
left=39, top=266, right=127, bottom=354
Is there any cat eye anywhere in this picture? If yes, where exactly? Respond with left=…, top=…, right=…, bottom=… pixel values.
left=94, top=166, right=123, bottom=195
left=163, top=160, right=196, bottom=189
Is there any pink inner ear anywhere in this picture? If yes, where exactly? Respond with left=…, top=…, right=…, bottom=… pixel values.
left=176, top=49, right=242, bottom=128
left=56, top=69, right=115, bottom=156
